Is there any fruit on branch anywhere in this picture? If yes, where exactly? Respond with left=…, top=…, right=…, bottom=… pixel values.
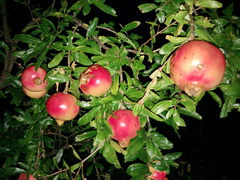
left=170, top=40, right=226, bottom=97
left=148, top=167, right=168, bottom=180
left=46, top=92, right=80, bottom=126
left=79, top=64, right=112, bottom=97
left=107, top=109, right=140, bottom=148
left=22, top=86, right=47, bottom=99
left=21, top=65, right=48, bottom=92
left=18, top=173, right=36, bottom=180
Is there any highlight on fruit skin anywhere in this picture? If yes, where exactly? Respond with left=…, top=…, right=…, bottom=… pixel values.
left=170, top=40, right=226, bottom=97
left=79, top=64, right=112, bottom=97
left=46, top=92, right=80, bottom=126
left=107, top=109, right=140, bottom=148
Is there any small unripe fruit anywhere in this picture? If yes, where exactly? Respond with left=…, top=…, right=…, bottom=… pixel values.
left=23, top=87, right=46, bottom=99
left=18, top=173, right=36, bottom=180
left=79, top=64, right=112, bottom=97
left=170, top=40, right=226, bottom=97
left=107, top=109, right=140, bottom=148
left=46, top=92, right=80, bottom=126
left=21, top=65, right=48, bottom=92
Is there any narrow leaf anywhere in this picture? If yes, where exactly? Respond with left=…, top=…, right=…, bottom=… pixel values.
left=48, top=52, right=65, bottom=68
left=86, top=17, right=98, bottom=38
left=120, top=21, right=141, bottom=32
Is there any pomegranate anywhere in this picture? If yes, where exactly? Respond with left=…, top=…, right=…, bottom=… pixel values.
left=18, top=173, right=36, bottom=180
left=107, top=109, right=140, bottom=148
left=22, top=86, right=46, bottom=99
left=170, top=40, right=226, bottom=97
left=21, top=65, right=48, bottom=92
left=148, top=167, right=168, bottom=180
left=79, top=64, right=112, bottom=97
left=46, top=92, right=80, bottom=126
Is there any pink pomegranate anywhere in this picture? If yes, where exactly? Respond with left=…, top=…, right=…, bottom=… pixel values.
left=148, top=167, right=168, bottom=180
left=21, top=65, right=48, bottom=92
left=79, top=64, right=112, bottom=97
left=18, top=173, right=36, bottom=180
left=170, top=40, right=226, bottom=97
left=46, top=92, right=80, bottom=126
left=107, top=109, right=140, bottom=148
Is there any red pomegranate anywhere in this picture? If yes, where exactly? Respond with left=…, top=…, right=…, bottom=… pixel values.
left=148, top=167, right=168, bottom=180
left=107, top=109, right=140, bottom=148
left=79, top=64, right=112, bottom=97
left=21, top=65, right=48, bottom=92
left=18, top=173, right=36, bottom=180
left=170, top=40, right=226, bottom=97
left=46, top=92, right=80, bottom=126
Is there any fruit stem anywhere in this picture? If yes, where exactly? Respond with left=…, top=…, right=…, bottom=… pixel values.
left=55, top=119, right=65, bottom=126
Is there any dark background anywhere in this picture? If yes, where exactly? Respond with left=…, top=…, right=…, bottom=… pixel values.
left=2, top=0, right=240, bottom=179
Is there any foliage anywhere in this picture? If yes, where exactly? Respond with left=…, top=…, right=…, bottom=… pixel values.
left=0, top=0, right=240, bottom=179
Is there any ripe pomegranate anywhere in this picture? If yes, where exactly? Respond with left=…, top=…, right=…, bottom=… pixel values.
left=46, top=92, right=80, bottom=126
left=107, top=109, right=140, bottom=148
left=170, top=40, right=226, bottom=97
left=79, top=64, right=112, bottom=97
left=22, top=86, right=46, bottom=99
left=21, top=65, right=48, bottom=92
left=148, top=167, right=168, bottom=180
left=18, top=173, right=36, bottom=180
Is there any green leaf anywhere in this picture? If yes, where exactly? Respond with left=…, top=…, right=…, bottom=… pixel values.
left=73, top=52, right=93, bottom=66
left=75, top=131, right=97, bottom=142
left=220, top=78, right=240, bottom=98
left=195, top=0, right=222, bottom=9
left=142, top=107, right=165, bottom=122
left=78, top=106, right=101, bottom=126
left=163, top=152, right=182, bottom=161
left=156, top=11, right=165, bottom=23
left=0, top=167, right=25, bottom=178
left=74, top=46, right=102, bottom=55
left=125, top=137, right=144, bottom=162
left=159, top=42, right=174, bottom=55
left=177, top=107, right=202, bottom=120
left=151, top=100, right=173, bottom=115
left=172, top=109, right=186, bottom=127
left=93, top=2, right=117, bottom=16
left=13, top=34, right=41, bottom=44
left=120, top=21, right=141, bottom=32
left=48, top=52, right=65, bottom=68
left=69, top=145, right=81, bottom=160
left=86, top=17, right=98, bottom=38
left=152, top=132, right=173, bottom=150
left=166, top=35, right=187, bottom=44
left=102, top=142, right=121, bottom=168
left=208, top=91, right=222, bottom=107
left=146, top=139, right=159, bottom=160
left=127, top=163, right=148, bottom=177
left=138, top=3, right=157, bottom=13
left=54, top=148, right=63, bottom=164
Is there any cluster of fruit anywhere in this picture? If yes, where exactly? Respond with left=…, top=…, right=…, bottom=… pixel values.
left=19, top=40, right=226, bottom=180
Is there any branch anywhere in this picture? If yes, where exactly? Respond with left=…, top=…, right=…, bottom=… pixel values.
left=0, top=1, right=16, bottom=89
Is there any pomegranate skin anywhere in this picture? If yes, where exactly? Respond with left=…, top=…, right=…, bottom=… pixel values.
left=148, top=167, right=167, bottom=180
left=107, top=109, right=140, bottom=148
left=79, top=64, right=112, bottom=97
left=46, top=92, right=80, bottom=126
left=23, top=86, right=46, bottom=99
left=18, top=173, right=36, bottom=180
left=170, top=40, right=226, bottom=97
left=21, top=65, right=48, bottom=92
